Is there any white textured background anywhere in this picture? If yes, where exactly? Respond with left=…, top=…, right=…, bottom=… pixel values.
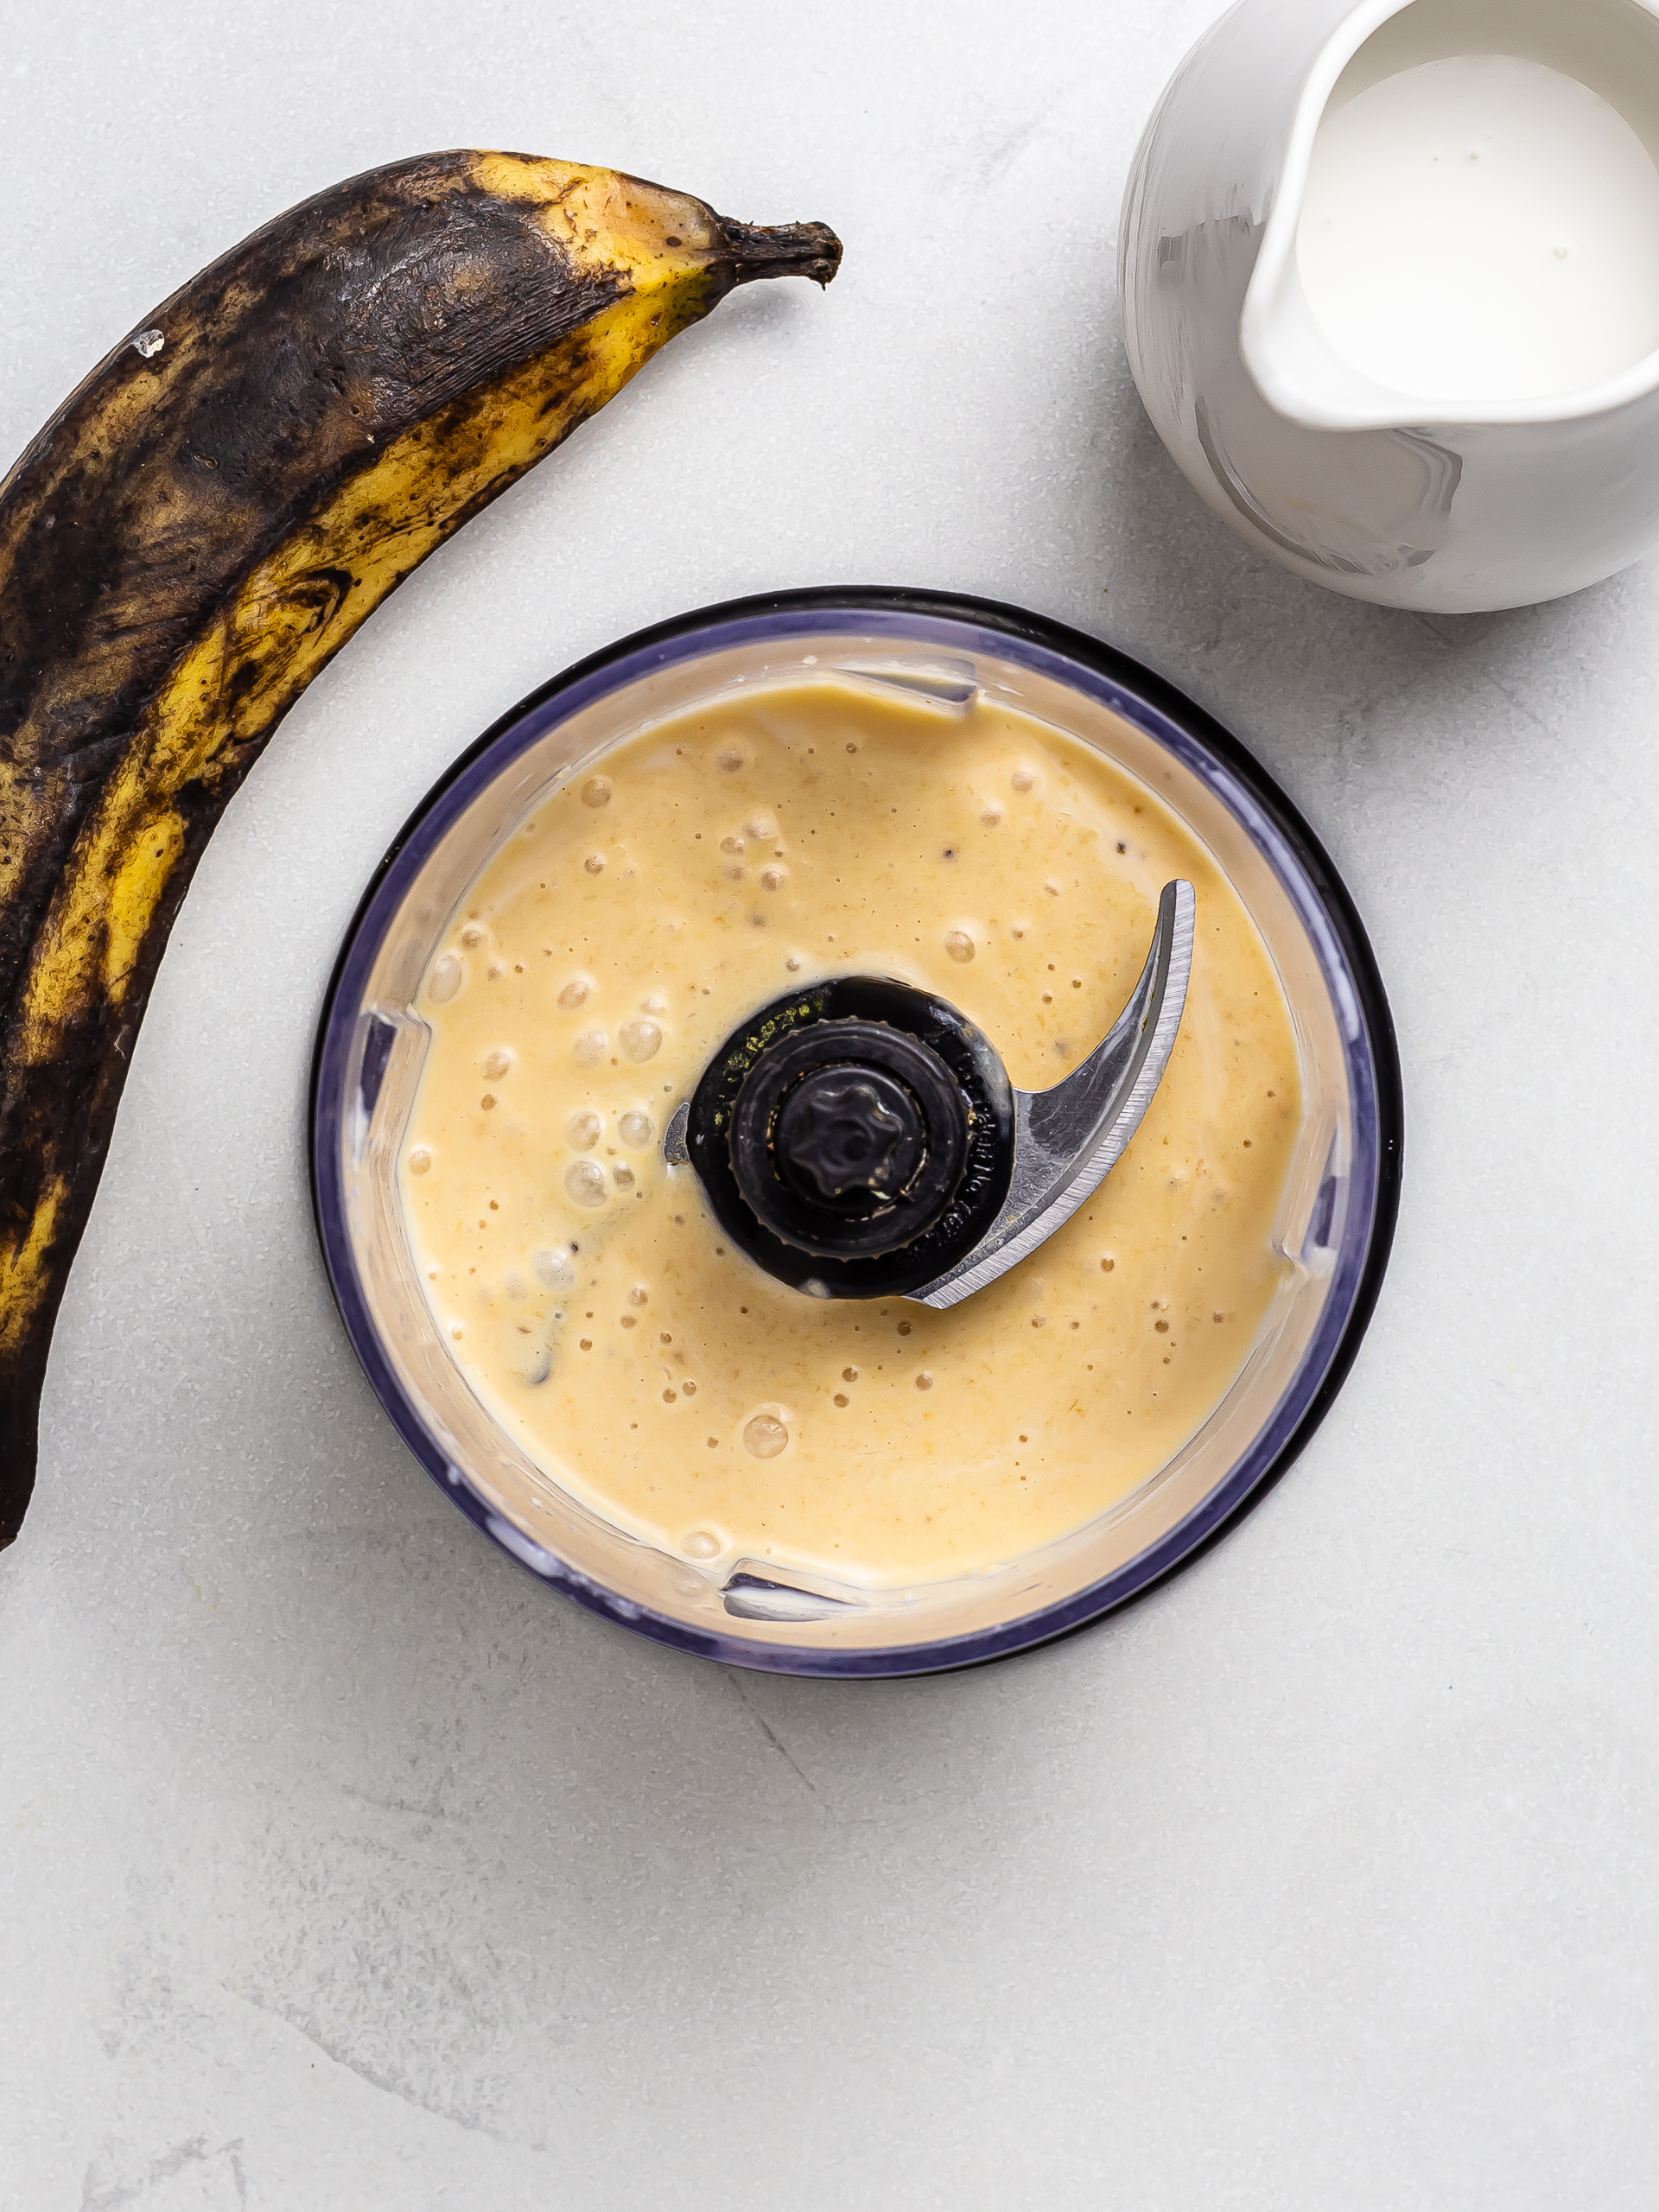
left=4, top=0, right=1658, bottom=2205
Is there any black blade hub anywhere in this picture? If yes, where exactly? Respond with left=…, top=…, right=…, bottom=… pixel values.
left=684, top=976, right=1015, bottom=1298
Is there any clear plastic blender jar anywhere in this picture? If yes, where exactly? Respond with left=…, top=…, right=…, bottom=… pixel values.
left=310, top=590, right=1402, bottom=1676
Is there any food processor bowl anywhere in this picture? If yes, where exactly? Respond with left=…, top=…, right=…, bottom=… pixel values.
left=310, top=589, right=1402, bottom=1676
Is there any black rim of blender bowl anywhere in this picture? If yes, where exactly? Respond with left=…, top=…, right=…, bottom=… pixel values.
left=309, top=588, right=1404, bottom=1678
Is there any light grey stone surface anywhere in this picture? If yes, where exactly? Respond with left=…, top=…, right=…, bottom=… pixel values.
left=3, top=1, right=1657, bottom=2204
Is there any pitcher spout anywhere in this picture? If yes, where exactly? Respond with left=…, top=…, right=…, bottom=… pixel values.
left=1243, top=0, right=1659, bottom=431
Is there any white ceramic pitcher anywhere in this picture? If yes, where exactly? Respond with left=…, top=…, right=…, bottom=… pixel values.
left=1121, top=0, right=1659, bottom=612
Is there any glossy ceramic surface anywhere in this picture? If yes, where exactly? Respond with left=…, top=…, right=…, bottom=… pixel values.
left=1121, top=0, right=1659, bottom=611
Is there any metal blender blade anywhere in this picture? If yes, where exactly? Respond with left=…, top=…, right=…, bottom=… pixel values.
left=907, top=878, right=1196, bottom=1308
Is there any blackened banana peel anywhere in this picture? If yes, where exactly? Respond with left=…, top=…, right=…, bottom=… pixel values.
left=0, top=151, right=840, bottom=1540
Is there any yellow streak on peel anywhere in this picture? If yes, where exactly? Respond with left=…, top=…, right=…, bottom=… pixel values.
left=0, top=1174, right=65, bottom=1355
left=104, top=806, right=188, bottom=995
left=467, top=153, right=721, bottom=285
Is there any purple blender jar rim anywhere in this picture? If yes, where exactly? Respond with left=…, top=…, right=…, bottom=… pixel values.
left=309, top=588, right=1403, bottom=1678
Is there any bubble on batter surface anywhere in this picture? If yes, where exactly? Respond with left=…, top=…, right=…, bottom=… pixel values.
left=683, top=1530, right=721, bottom=1559
left=533, top=1247, right=576, bottom=1291
left=564, top=1159, right=607, bottom=1207
left=619, top=1109, right=654, bottom=1147
left=1011, top=766, right=1037, bottom=792
left=716, top=747, right=744, bottom=773
left=524, top=1347, right=552, bottom=1386
left=428, top=955, right=463, bottom=1005
left=981, top=802, right=1004, bottom=827
left=581, top=775, right=613, bottom=809
left=613, top=1163, right=636, bottom=1190
left=620, top=1018, right=662, bottom=1063
left=460, top=922, right=488, bottom=948
left=760, top=865, right=788, bottom=890
left=566, top=1109, right=602, bottom=1148
left=558, top=976, right=593, bottom=1010
left=583, top=854, right=606, bottom=875
left=944, top=929, right=976, bottom=963
left=407, top=1147, right=433, bottom=1175
left=720, top=834, right=745, bottom=854
left=742, top=1412, right=789, bottom=1459
left=574, top=1027, right=608, bottom=1067
left=482, top=1048, right=512, bottom=1079
left=747, top=814, right=777, bottom=840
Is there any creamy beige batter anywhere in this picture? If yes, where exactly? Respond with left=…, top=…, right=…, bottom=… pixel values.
left=399, top=677, right=1303, bottom=1586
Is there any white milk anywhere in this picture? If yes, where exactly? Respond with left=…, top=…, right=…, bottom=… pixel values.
left=1297, top=52, right=1659, bottom=404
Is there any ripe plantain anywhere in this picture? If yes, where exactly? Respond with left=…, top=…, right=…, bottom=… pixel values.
left=0, top=151, right=840, bottom=1539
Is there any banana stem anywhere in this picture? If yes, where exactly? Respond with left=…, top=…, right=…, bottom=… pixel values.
left=716, top=217, right=842, bottom=289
